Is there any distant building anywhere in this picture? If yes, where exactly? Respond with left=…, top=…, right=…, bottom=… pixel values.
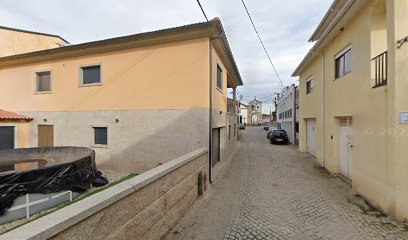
left=238, top=102, right=249, bottom=125
left=248, top=99, right=263, bottom=125
left=262, top=114, right=271, bottom=124
left=276, top=84, right=298, bottom=144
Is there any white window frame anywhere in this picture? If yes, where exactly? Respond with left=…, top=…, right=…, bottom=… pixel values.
left=90, top=125, right=109, bottom=148
left=34, top=70, right=52, bottom=94
left=79, top=63, right=103, bottom=87
left=334, top=45, right=352, bottom=79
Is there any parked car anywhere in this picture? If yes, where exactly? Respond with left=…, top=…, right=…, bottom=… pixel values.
left=239, top=123, right=246, bottom=130
left=270, top=129, right=289, bottom=144
left=263, top=123, right=270, bottom=131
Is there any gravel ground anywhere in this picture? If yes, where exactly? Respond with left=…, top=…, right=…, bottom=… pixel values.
left=0, top=169, right=129, bottom=234
left=166, top=127, right=408, bottom=240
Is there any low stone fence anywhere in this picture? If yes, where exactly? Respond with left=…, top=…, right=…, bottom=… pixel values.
left=1, top=148, right=209, bottom=240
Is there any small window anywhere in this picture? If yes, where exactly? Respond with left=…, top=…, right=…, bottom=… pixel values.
left=93, top=127, right=107, bottom=145
left=81, top=65, right=101, bottom=85
left=36, top=71, right=51, bottom=92
left=234, top=124, right=236, bottom=137
left=216, top=65, right=223, bottom=90
left=335, top=49, right=351, bottom=79
left=306, top=79, right=313, bottom=94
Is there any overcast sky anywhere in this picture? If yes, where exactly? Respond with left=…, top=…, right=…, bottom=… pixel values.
left=0, top=0, right=332, bottom=113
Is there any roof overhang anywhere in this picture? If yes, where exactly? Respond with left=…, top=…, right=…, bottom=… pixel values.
left=0, top=19, right=243, bottom=86
left=0, top=25, right=69, bottom=44
left=0, top=109, right=33, bottom=122
left=292, top=0, right=368, bottom=77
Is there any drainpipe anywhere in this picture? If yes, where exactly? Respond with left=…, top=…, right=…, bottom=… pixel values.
left=311, top=51, right=326, bottom=167
left=208, top=40, right=213, bottom=183
left=321, top=54, right=326, bottom=168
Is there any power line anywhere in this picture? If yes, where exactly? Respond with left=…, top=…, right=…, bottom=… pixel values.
left=240, top=0, right=283, bottom=88
left=196, top=0, right=208, bottom=21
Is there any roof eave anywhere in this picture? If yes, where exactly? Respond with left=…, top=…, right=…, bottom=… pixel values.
left=292, top=0, right=359, bottom=77
left=0, top=25, right=69, bottom=44
left=308, top=0, right=342, bottom=42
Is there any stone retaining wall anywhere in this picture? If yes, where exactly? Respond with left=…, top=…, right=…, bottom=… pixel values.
left=0, top=148, right=208, bottom=240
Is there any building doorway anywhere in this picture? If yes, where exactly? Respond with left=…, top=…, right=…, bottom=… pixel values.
left=211, top=128, right=220, bottom=167
left=0, top=126, right=15, bottom=150
left=339, top=117, right=353, bottom=180
left=306, top=119, right=316, bottom=156
left=38, top=125, right=54, bottom=147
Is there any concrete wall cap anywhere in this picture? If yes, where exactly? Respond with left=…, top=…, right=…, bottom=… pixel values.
left=0, top=147, right=208, bottom=240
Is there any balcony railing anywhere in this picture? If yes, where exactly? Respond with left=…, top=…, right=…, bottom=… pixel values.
left=372, top=51, right=387, bottom=88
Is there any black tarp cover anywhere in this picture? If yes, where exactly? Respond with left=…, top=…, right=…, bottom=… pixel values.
left=0, top=147, right=107, bottom=215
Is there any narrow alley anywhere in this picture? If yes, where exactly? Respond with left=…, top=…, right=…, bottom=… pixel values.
left=166, top=127, right=408, bottom=240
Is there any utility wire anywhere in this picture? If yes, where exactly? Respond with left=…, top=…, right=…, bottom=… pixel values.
left=196, top=0, right=209, bottom=21
left=240, top=0, right=283, bottom=88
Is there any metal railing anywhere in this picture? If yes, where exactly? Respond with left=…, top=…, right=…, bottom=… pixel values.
left=372, top=51, right=388, bottom=88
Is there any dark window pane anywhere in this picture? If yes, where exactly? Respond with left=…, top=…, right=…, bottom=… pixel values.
left=216, top=65, right=223, bottom=89
left=94, top=127, right=107, bottom=145
left=37, top=72, right=51, bottom=92
left=82, top=66, right=101, bottom=84
left=0, top=126, right=14, bottom=150
left=344, top=50, right=352, bottom=74
left=335, top=56, right=342, bottom=78
left=335, top=49, right=352, bottom=78
left=307, top=79, right=313, bottom=94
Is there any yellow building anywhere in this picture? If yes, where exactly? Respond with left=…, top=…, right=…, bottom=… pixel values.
left=0, top=18, right=243, bottom=179
left=293, top=0, right=408, bottom=221
left=0, top=25, right=68, bottom=57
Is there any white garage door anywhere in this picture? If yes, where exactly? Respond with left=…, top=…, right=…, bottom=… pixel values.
left=306, top=119, right=316, bottom=156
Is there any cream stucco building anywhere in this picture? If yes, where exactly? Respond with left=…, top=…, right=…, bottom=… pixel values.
left=0, top=19, right=243, bottom=179
left=293, top=0, right=408, bottom=220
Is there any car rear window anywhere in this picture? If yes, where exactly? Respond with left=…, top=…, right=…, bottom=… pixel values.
left=273, top=130, right=286, bottom=136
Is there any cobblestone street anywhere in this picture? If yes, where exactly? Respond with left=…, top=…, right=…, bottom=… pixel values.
left=166, top=127, right=408, bottom=240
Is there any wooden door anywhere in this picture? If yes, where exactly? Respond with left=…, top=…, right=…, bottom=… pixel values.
left=38, top=125, right=54, bottom=147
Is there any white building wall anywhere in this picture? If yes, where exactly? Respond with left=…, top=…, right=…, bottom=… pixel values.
left=276, top=84, right=298, bottom=144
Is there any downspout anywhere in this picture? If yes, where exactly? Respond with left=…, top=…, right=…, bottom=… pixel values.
left=311, top=51, right=326, bottom=167
left=321, top=54, right=326, bottom=168
left=208, top=40, right=213, bottom=183
left=293, top=86, right=296, bottom=145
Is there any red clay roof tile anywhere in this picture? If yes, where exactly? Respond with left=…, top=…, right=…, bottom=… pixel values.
left=0, top=109, right=33, bottom=121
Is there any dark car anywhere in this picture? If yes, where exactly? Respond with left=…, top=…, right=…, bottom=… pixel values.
left=239, top=123, right=246, bottom=130
left=263, top=123, right=270, bottom=131
left=270, top=129, right=289, bottom=144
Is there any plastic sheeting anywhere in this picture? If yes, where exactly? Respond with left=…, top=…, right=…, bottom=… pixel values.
left=0, top=147, right=108, bottom=215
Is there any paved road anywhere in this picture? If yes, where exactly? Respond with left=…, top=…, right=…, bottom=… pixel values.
left=166, top=127, right=408, bottom=240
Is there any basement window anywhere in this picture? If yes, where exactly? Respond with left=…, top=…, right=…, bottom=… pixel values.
left=80, top=65, right=101, bottom=86
left=335, top=48, right=352, bottom=79
left=36, top=71, right=51, bottom=93
left=93, top=127, right=108, bottom=146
